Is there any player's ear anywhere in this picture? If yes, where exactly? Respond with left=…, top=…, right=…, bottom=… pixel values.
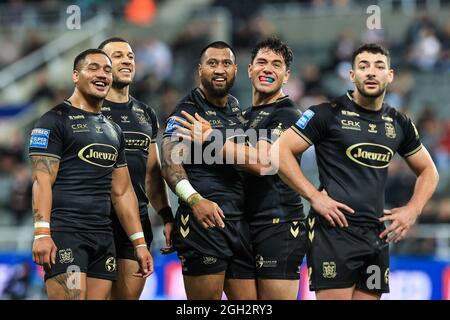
left=349, top=68, right=355, bottom=83
left=388, top=68, right=394, bottom=84
left=248, top=63, right=252, bottom=79
left=283, top=69, right=290, bottom=84
left=72, top=70, right=79, bottom=84
left=198, top=63, right=202, bottom=77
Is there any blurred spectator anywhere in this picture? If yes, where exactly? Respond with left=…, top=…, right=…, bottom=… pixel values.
left=407, top=26, right=442, bottom=71
left=384, top=68, right=415, bottom=110
left=322, top=30, right=357, bottom=73
left=439, top=21, right=450, bottom=71
left=0, top=33, right=20, bottom=69
left=135, top=38, right=172, bottom=83
left=6, top=164, right=32, bottom=225
left=416, top=104, right=444, bottom=159
left=233, top=15, right=277, bottom=50
left=21, top=30, right=44, bottom=57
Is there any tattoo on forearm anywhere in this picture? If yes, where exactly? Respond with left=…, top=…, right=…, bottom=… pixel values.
left=33, top=209, right=44, bottom=222
left=52, top=273, right=81, bottom=300
left=31, top=156, right=59, bottom=176
left=161, top=139, right=188, bottom=190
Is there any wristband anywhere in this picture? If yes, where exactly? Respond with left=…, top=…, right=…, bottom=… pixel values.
left=175, top=179, right=198, bottom=203
left=34, top=235, right=51, bottom=240
left=34, top=221, right=50, bottom=236
left=129, top=232, right=146, bottom=247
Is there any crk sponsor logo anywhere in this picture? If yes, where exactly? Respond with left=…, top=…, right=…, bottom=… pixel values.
left=71, top=123, right=89, bottom=132
left=341, top=119, right=361, bottom=131
left=346, top=143, right=393, bottom=169
left=78, top=143, right=118, bottom=167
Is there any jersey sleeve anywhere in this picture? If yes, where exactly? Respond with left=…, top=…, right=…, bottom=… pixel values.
left=259, top=108, right=301, bottom=143
left=162, top=102, right=198, bottom=139
left=28, top=110, right=65, bottom=159
left=146, top=105, right=159, bottom=143
left=114, top=124, right=128, bottom=168
left=291, top=104, right=329, bottom=145
left=397, top=114, right=423, bottom=158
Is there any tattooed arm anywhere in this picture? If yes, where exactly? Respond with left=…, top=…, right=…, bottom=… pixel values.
left=161, top=137, right=224, bottom=229
left=30, top=155, right=59, bottom=268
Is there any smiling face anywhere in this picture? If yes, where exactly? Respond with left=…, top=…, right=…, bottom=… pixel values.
left=350, top=51, right=393, bottom=98
left=73, top=53, right=112, bottom=99
left=248, top=48, right=290, bottom=97
left=101, top=41, right=135, bottom=88
left=198, top=47, right=237, bottom=98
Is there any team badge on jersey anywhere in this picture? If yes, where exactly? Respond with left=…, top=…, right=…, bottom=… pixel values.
left=296, top=110, right=315, bottom=129
left=30, top=128, right=50, bottom=149
left=385, top=122, right=396, bottom=139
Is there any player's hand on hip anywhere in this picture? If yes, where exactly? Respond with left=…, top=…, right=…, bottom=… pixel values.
left=175, top=111, right=212, bottom=144
left=189, top=196, right=225, bottom=229
left=310, top=190, right=354, bottom=228
left=160, top=222, right=175, bottom=254
left=32, top=237, right=57, bottom=269
left=379, top=207, right=420, bottom=243
left=133, top=246, right=154, bottom=278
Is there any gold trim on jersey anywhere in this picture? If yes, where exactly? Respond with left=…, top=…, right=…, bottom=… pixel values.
left=403, top=144, right=423, bottom=158
left=291, top=126, right=313, bottom=145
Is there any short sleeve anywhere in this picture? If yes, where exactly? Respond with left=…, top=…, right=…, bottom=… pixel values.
left=114, top=125, right=128, bottom=168
left=146, top=105, right=159, bottom=143
left=397, top=115, right=423, bottom=158
left=291, top=104, right=329, bottom=145
left=29, top=110, right=65, bottom=159
left=162, top=103, right=198, bottom=139
left=259, top=108, right=301, bottom=143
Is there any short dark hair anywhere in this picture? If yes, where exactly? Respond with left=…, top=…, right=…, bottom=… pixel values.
left=351, top=43, right=391, bottom=68
left=73, top=48, right=111, bottom=71
left=251, top=37, right=293, bottom=69
left=199, top=41, right=236, bottom=63
left=98, top=37, right=129, bottom=50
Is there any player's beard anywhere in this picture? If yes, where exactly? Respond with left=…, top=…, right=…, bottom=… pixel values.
left=355, top=80, right=387, bottom=98
left=201, top=76, right=235, bottom=98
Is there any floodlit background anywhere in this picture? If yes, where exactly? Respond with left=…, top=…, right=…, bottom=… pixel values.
left=0, top=0, right=449, bottom=300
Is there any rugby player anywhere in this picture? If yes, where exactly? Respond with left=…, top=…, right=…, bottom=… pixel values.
left=99, top=37, right=174, bottom=300
left=161, top=41, right=257, bottom=300
left=29, top=49, right=153, bottom=300
left=275, top=43, right=439, bottom=299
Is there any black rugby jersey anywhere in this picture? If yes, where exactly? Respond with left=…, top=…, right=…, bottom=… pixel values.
left=243, top=96, right=305, bottom=225
left=292, top=91, right=422, bottom=226
left=29, top=100, right=127, bottom=232
left=163, top=88, right=246, bottom=219
left=101, top=97, right=159, bottom=217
